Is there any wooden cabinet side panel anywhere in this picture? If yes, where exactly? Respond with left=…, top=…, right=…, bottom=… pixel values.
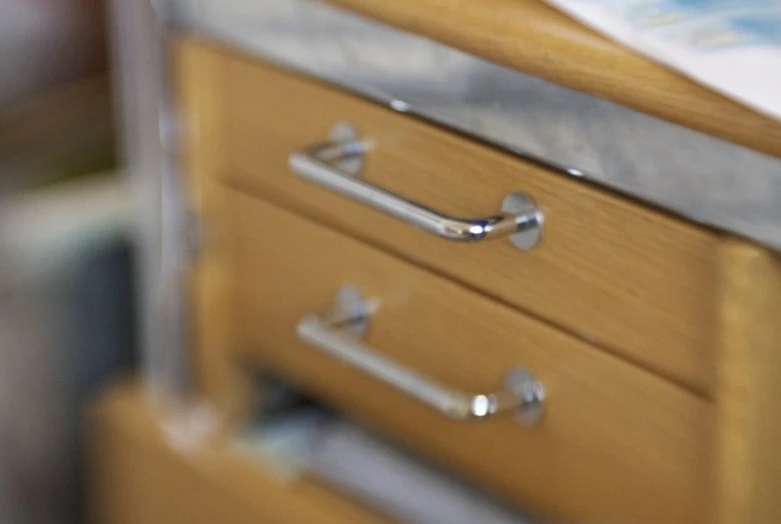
left=717, top=240, right=781, bottom=524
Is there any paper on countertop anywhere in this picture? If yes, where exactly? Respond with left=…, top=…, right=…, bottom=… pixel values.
left=542, top=0, right=781, bottom=121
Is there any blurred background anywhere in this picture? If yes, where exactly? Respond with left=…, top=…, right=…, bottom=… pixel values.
left=0, top=1, right=135, bottom=523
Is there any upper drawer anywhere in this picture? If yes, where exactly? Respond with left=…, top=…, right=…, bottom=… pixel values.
left=221, top=52, right=720, bottom=393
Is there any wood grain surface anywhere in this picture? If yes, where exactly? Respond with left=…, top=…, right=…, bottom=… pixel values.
left=716, top=241, right=781, bottom=524
left=222, top=50, right=720, bottom=395
left=228, top=192, right=711, bottom=524
left=88, top=382, right=385, bottom=524
left=326, top=0, right=781, bottom=158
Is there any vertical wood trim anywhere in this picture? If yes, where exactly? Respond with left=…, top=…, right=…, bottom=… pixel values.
left=717, top=239, right=781, bottom=524
left=173, top=38, right=250, bottom=421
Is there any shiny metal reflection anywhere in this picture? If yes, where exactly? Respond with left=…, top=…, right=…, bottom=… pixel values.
left=296, top=285, right=545, bottom=426
left=289, top=127, right=543, bottom=249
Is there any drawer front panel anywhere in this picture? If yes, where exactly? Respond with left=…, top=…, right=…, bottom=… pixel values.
left=227, top=191, right=710, bottom=524
left=90, top=385, right=384, bottom=524
left=221, top=52, right=720, bottom=394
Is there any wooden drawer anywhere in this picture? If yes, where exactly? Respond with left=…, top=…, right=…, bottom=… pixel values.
left=88, top=383, right=383, bottom=524
left=226, top=191, right=711, bottom=524
left=218, top=51, right=721, bottom=394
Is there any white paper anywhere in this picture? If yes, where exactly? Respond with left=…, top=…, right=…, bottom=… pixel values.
left=543, top=0, right=781, bottom=120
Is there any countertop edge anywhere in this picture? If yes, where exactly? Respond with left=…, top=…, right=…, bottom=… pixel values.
left=326, top=0, right=781, bottom=160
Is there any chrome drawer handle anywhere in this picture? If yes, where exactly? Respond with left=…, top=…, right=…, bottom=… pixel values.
left=288, top=123, right=543, bottom=250
left=296, top=285, right=545, bottom=426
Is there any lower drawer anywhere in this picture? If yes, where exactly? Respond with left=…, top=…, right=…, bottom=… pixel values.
left=88, top=383, right=383, bottom=524
left=227, top=190, right=712, bottom=524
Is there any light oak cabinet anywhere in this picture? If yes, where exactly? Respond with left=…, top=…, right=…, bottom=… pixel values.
left=94, top=5, right=781, bottom=522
